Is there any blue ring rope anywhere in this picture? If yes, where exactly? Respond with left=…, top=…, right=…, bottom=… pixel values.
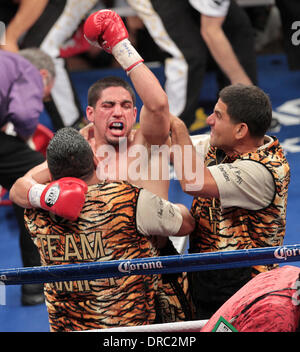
left=1, top=244, right=300, bottom=285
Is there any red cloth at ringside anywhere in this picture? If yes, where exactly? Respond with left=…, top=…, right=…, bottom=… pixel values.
left=201, top=265, right=300, bottom=332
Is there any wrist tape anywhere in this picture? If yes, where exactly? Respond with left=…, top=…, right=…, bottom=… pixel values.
left=112, top=39, right=144, bottom=74
left=28, top=184, right=46, bottom=208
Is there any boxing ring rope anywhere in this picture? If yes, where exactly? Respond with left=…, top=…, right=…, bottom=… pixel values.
left=1, top=244, right=300, bottom=285
left=1, top=244, right=299, bottom=332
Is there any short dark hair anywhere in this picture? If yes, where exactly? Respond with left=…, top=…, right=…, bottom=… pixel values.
left=219, top=84, right=272, bottom=137
left=87, top=76, right=136, bottom=108
left=47, top=127, right=94, bottom=181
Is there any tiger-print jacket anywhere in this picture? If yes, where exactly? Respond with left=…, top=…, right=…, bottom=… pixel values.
left=190, top=136, right=290, bottom=275
left=25, top=181, right=161, bottom=331
left=25, top=181, right=194, bottom=331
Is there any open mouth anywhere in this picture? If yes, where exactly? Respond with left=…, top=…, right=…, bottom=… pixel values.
left=109, top=122, right=124, bottom=130
left=108, top=121, right=125, bottom=136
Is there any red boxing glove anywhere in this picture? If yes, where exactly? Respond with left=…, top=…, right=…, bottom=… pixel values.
left=83, top=9, right=128, bottom=53
left=28, top=177, right=88, bottom=221
left=84, top=9, right=144, bottom=73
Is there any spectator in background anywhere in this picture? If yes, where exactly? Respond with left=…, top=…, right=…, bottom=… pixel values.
left=0, top=0, right=99, bottom=131
left=126, top=0, right=257, bottom=132
left=0, top=48, right=55, bottom=305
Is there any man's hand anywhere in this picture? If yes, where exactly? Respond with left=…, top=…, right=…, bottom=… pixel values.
left=84, top=9, right=143, bottom=73
left=28, top=177, right=88, bottom=221
left=83, top=9, right=128, bottom=53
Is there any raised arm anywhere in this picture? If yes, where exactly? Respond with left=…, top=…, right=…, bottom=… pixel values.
left=129, top=64, right=170, bottom=145
left=170, top=114, right=219, bottom=197
left=83, top=9, right=170, bottom=145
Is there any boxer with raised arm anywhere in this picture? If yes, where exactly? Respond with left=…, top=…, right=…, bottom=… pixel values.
left=24, top=127, right=195, bottom=331
left=10, top=9, right=194, bottom=323
left=10, top=9, right=171, bottom=213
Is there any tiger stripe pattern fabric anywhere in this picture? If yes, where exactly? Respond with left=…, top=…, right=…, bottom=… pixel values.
left=188, top=137, right=290, bottom=316
left=25, top=181, right=160, bottom=331
left=25, top=181, right=194, bottom=331
left=190, top=136, right=290, bottom=274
